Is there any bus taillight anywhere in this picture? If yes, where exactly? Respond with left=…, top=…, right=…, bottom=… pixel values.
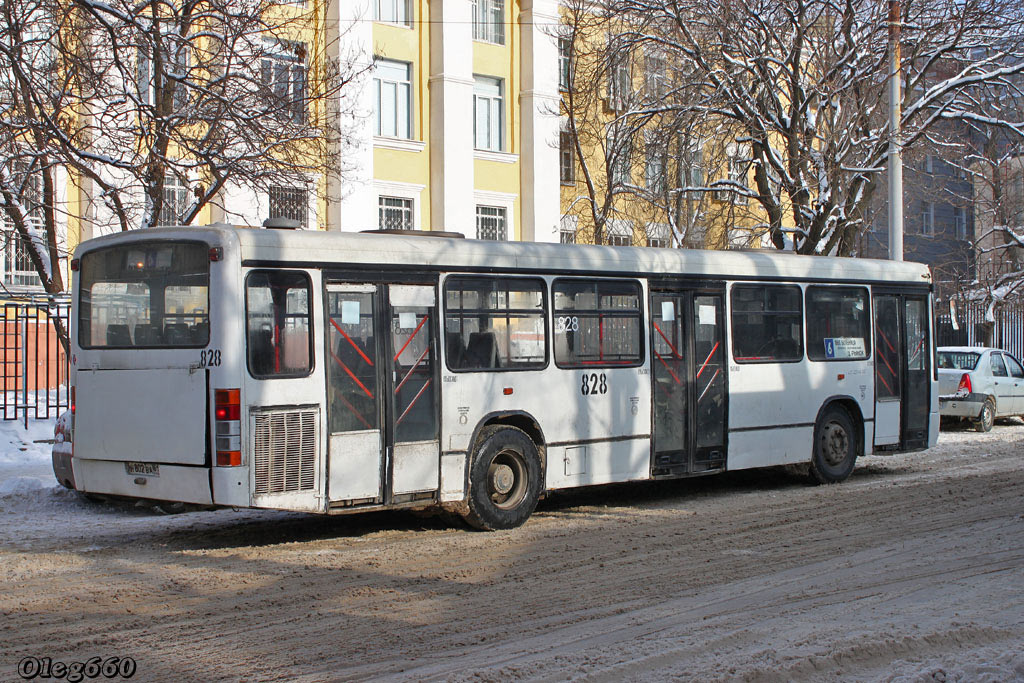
left=215, top=389, right=241, bottom=467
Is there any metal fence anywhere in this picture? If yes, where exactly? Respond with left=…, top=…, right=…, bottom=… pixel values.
left=936, top=301, right=1024, bottom=359
left=1, top=297, right=70, bottom=426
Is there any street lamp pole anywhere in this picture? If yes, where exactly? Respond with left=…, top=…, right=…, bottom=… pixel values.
left=888, top=0, right=904, bottom=261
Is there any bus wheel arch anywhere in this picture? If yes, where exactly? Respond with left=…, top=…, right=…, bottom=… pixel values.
left=463, top=414, right=545, bottom=531
left=810, top=398, right=862, bottom=484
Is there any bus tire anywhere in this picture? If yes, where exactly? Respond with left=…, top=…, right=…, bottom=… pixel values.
left=974, top=398, right=995, bottom=433
left=809, top=406, right=857, bottom=484
left=463, top=426, right=541, bottom=531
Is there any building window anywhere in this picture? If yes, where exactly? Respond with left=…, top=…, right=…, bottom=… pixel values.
left=608, top=130, right=633, bottom=186
left=471, top=0, right=504, bottom=44
left=559, top=38, right=572, bottom=91
left=155, top=173, right=189, bottom=226
left=921, top=201, right=935, bottom=236
left=955, top=206, right=968, bottom=240
left=716, top=146, right=749, bottom=204
left=560, top=230, right=576, bottom=244
left=474, top=76, right=503, bottom=152
left=476, top=205, right=507, bottom=240
left=379, top=196, right=413, bottom=230
left=647, top=224, right=670, bottom=248
left=644, top=51, right=667, bottom=99
left=606, top=220, right=633, bottom=246
left=560, top=131, right=576, bottom=184
left=680, top=139, right=704, bottom=188
left=261, top=40, right=306, bottom=123
left=1, top=163, right=43, bottom=288
left=606, top=37, right=631, bottom=110
left=137, top=33, right=191, bottom=110
left=374, top=0, right=410, bottom=26
left=269, top=186, right=308, bottom=227
left=374, top=59, right=411, bottom=139
left=645, top=138, right=666, bottom=194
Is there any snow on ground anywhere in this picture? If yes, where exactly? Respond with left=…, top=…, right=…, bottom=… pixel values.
left=1, top=417, right=1022, bottom=681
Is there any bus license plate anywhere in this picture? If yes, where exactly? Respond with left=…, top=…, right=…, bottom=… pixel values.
left=125, top=462, right=159, bottom=477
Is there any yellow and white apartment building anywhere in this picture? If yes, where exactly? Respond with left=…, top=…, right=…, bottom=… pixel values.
left=330, top=0, right=561, bottom=242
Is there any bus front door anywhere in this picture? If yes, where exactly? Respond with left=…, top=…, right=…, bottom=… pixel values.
left=650, top=291, right=727, bottom=476
left=325, top=283, right=440, bottom=506
left=873, top=292, right=930, bottom=450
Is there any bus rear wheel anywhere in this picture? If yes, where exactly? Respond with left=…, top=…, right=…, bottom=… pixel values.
left=463, top=426, right=542, bottom=531
left=810, top=406, right=857, bottom=484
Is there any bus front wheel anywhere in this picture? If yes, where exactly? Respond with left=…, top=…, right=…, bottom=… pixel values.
left=463, top=426, right=542, bottom=531
left=810, top=407, right=857, bottom=484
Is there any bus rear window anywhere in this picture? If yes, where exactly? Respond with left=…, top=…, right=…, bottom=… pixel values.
left=78, top=242, right=210, bottom=348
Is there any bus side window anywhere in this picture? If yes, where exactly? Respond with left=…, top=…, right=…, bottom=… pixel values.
left=246, top=271, right=313, bottom=378
left=730, top=284, right=803, bottom=363
left=443, top=276, right=547, bottom=371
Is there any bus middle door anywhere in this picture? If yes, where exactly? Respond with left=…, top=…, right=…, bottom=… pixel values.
left=650, top=289, right=727, bottom=476
left=325, top=282, right=440, bottom=507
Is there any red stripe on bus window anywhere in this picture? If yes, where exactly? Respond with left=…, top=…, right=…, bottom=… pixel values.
left=330, top=318, right=374, bottom=367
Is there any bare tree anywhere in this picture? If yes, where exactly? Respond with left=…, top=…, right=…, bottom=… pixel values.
left=585, top=0, right=1024, bottom=255
left=1, top=0, right=362, bottom=349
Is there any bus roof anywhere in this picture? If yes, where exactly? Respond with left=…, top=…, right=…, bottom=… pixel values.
left=77, top=224, right=932, bottom=286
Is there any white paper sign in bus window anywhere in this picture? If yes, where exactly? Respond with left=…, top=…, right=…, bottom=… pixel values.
left=823, top=337, right=865, bottom=359
left=341, top=300, right=360, bottom=325
left=661, top=301, right=675, bottom=322
left=698, top=305, right=716, bottom=326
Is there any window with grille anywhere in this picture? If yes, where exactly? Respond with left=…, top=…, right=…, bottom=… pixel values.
left=476, top=205, right=507, bottom=241
left=471, top=0, right=504, bottom=44
left=1, top=163, right=43, bottom=287
left=474, top=77, right=504, bottom=151
left=269, top=186, right=308, bottom=227
left=261, top=40, right=306, bottom=123
left=156, top=174, right=189, bottom=226
left=379, top=196, right=413, bottom=230
left=374, top=59, right=411, bottom=138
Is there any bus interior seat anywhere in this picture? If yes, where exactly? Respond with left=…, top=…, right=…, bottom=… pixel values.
left=466, top=331, right=499, bottom=368
left=106, top=324, right=132, bottom=346
left=133, top=324, right=161, bottom=346
left=446, top=333, right=466, bottom=368
left=191, top=322, right=209, bottom=343
left=164, top=323, right=190, bottom=345
left=250, top=328, right=274, bottom=375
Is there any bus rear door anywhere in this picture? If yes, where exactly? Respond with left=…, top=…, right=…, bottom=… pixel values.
left=325, top=282, right=440, bottom=507
left=873, top=291, right=931, bottom=450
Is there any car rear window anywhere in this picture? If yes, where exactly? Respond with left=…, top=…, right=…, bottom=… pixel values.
left=937, top=351, right=979, bottom=371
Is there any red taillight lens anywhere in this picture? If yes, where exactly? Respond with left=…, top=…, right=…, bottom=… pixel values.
left=957, top=373, right=972, bottom=394
left=215, top=389, right=241, bottom=467
left=70, top=385, right=76, bottom=414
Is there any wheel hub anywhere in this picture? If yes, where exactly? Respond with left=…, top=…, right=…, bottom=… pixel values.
left=490, top=463, right=515, bottom=495
left=822, top=422, right=849, bottom=466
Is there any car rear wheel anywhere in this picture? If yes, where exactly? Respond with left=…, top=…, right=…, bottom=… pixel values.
left=975, top=399, right=995, bottom=433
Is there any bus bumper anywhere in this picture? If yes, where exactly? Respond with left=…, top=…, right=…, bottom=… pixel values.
left=73, top=458, right=213, bottom=505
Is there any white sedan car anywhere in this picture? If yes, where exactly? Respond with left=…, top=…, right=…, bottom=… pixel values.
left=938, top=346, right=1024, bottom=431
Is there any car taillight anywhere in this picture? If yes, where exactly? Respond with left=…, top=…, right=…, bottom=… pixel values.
left=956, top=373, right=972, bottom=397
left=215, top=389, right=241, bottom=467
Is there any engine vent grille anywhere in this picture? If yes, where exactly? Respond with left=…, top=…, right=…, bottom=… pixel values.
left=252, top=408, right=318, bottom=495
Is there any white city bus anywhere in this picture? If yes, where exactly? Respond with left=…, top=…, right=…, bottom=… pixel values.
left=54, top=224, right=938, bottom=529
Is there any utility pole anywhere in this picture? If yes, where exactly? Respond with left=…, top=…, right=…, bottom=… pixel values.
left=887, top=0, right=904, bottom=261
